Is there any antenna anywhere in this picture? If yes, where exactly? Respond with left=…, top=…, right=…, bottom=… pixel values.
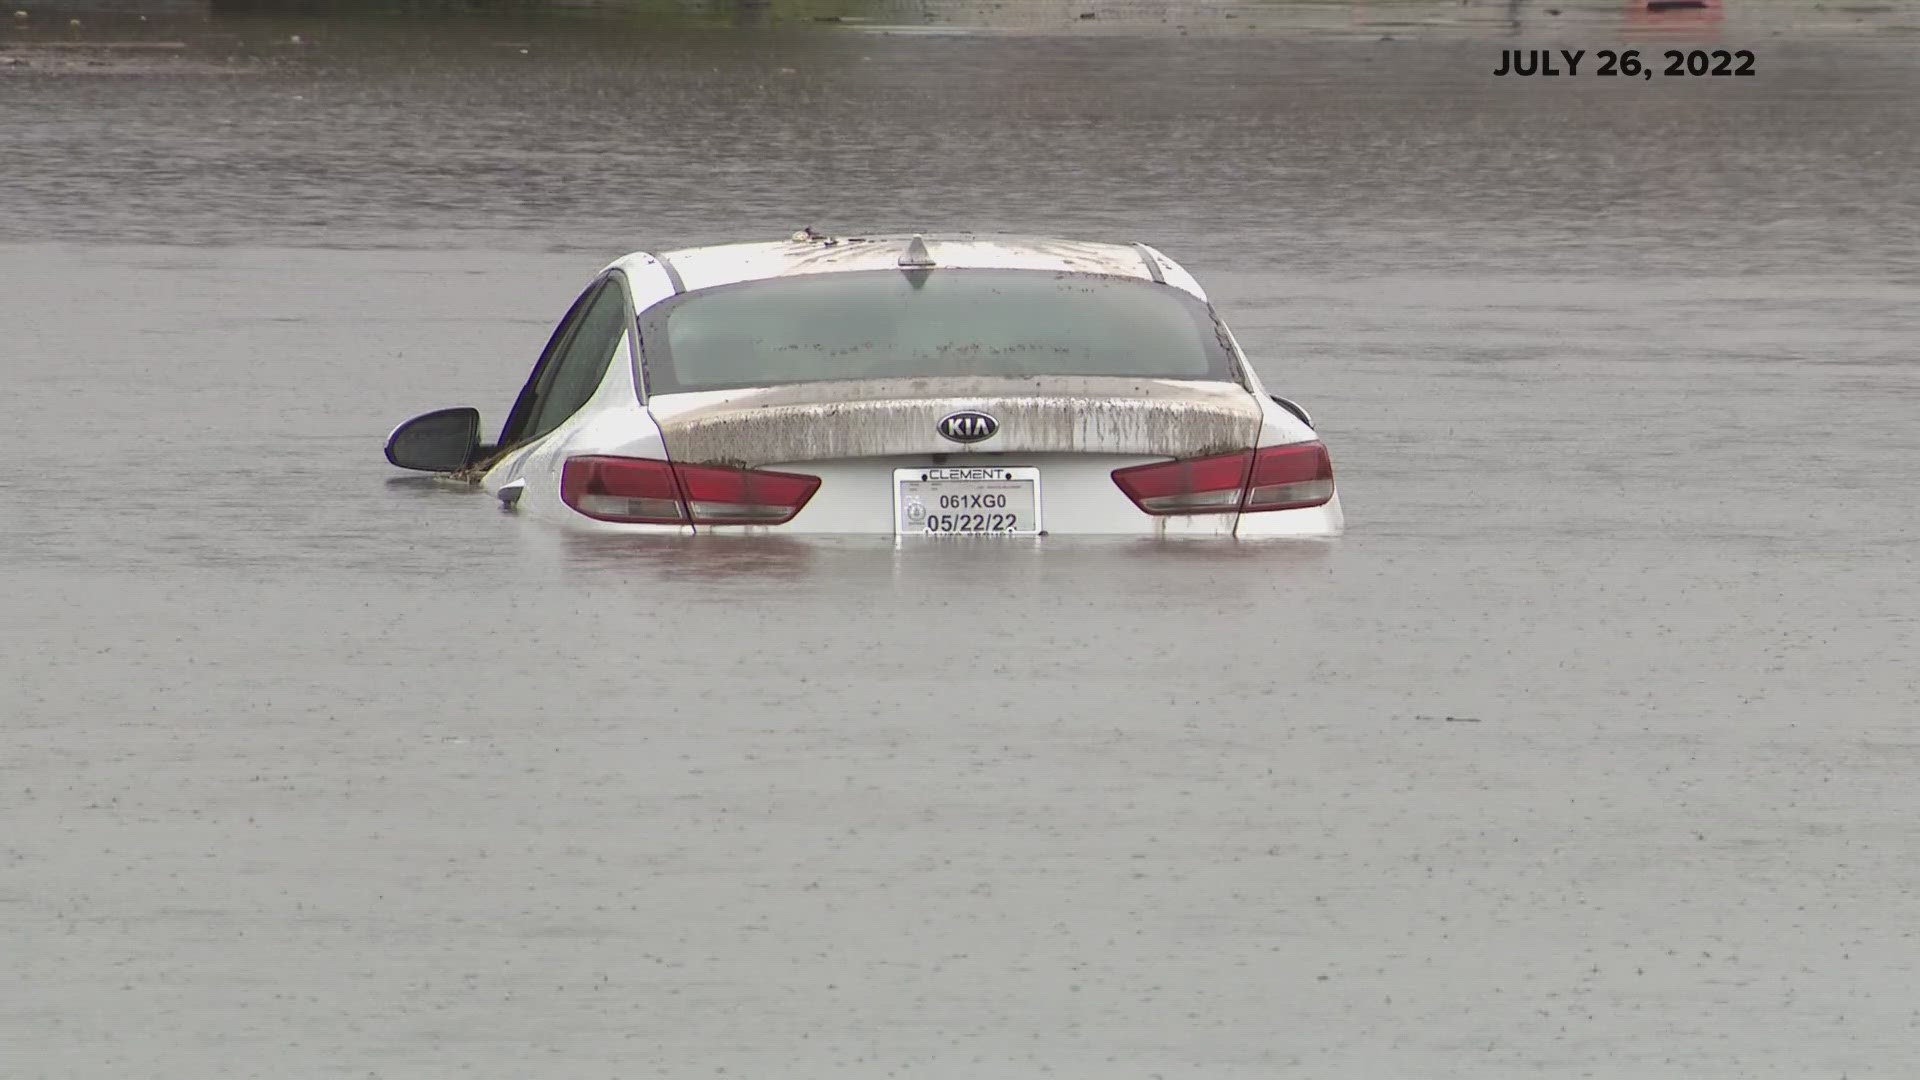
left=897, top=234, right=935, bottom=269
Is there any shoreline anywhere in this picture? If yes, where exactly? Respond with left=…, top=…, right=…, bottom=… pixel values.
left=4, top=0, right=1917, bottom=44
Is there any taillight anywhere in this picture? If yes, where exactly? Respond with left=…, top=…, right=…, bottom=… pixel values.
left=561, top=457, right=687, bottom=524
left=1110, top=450, right=1251, bottom=515
left=672, top=462, right=820, bottom=525
left=1110, top=442, right=1333, bottom=516
left=1242, top=441, right=1334, bottom=512
left=560, top=456, right=819, bottom=527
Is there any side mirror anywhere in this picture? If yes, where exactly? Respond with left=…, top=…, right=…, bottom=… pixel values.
left=385, top=407, right=481, bottom=472
left=1269, top=394, right=1313, bottom=429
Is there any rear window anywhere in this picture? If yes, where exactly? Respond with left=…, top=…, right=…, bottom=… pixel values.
left=637, top=268, right=1239, bottom=395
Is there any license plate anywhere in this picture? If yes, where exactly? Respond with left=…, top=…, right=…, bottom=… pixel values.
left=893, top=466, right=1041, bottom=536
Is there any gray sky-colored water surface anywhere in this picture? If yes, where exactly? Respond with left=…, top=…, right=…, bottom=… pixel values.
left=3, top=4, right=1918, bottom=1077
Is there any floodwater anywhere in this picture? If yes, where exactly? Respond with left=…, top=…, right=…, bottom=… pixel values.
left=3, top=4, right=1919, bottom=1077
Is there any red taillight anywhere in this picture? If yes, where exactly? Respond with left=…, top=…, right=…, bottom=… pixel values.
left=1242, top=441, right=1334, bottom=512
left=1110, top=450, right=1252, bottom=515
left=672, top=462, right=820, bottom=525
left=560, top=456, right=818, bottom=527
left=561, top=457, right=687, bottom=524
left=1110, top=442, right=1333, bottom=516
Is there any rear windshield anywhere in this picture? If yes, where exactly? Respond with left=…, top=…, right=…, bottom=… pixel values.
left=637, top=268, right=1239, bottom=395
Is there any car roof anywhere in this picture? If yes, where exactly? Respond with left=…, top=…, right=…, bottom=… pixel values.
left=607, top=232, right=1209, bottom=301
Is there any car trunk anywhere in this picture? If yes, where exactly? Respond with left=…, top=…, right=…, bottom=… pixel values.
left=646, top=375, right=1265, bottom=534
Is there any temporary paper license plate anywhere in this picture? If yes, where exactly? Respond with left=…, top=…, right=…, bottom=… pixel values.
left=893, top=466, right=1042, bottom=536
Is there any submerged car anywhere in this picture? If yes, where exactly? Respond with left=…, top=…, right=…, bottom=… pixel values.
left=384, top=231, right=1342, bottom=538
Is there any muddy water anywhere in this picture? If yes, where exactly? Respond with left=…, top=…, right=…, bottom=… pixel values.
left=4, top=9, right=1919, bottom=1078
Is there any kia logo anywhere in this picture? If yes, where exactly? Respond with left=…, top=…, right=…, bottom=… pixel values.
left=936, top=411, right=998, bottom=443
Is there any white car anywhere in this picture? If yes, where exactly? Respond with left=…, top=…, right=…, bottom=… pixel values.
left=384, top=231, right=1342, bottom=538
